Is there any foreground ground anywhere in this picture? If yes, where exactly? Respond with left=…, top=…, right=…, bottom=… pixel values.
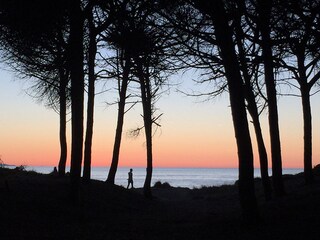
left=1, top=167, right=320, bottom=240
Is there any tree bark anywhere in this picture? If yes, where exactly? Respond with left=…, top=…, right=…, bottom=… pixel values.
left=301, top=84, right=313, bottom=183
left=234, top=14, right=272, bottom=200
left=106, top=54, right=130, bottom=185
left=142, top=80, right=153, bottom=199
left=295, top=46, right=314, bottom=184
left=244, top=81, right=272, bottom=200
left=138, top=66, right=153, bottom=199
left=83, top=12, right=97, bottom=183
left=257, top=0, right=285, bottom=196
left=69, top=0, right=84, bottom=204
left=58, top=69, right=68, bottom=177
left=250, top=108, right=272, bottom=199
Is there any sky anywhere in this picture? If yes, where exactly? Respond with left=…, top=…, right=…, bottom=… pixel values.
left=1, top=65, right=320, bottom=169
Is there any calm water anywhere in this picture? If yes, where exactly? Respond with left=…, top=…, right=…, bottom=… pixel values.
left=26, top=166, right=303, bottom=189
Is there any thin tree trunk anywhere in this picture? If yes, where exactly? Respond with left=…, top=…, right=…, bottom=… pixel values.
left=251, top=111, right=272, bottom=199
left=138, top=67, right=153, bottom=199
left=58, top=70, right=68, bottom=177
left=257, top=0, right=285, bottom=196
left=142, top=83, right=153, bottom=199
left=234, top=15, right=272, bottom=200
left=83, top=13, right=97, bottom=183
left=106, top=55, right=130, bottom=185
left=245, top=87, right=272, bottom=200
left=196, top=0, right=259, bottom=220
left=301, top=85, right=313, bottom=183
left=69, top=0, right=84, bottom=204
left=296, top=48, right=314, bottom=184
left=244, top=75, right=272, bottom=201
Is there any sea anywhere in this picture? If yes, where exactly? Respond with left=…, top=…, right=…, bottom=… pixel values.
left=23, top=166, right=303, bottom=189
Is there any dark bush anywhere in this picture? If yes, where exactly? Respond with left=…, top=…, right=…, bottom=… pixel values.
left=153, top=181, right=171, bottom=188
left=14, top=165, right=26, bottom=171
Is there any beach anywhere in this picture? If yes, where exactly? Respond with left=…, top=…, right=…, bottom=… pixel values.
left=1, top=167, right=320, bottom=239
left=25, top=166, right=303, bottom=188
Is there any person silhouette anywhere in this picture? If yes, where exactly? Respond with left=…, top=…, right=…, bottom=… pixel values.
left=127, top=168, right=134, bottom=189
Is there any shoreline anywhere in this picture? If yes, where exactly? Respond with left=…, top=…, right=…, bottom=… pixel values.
left=6, top=165, right=305, bottom=189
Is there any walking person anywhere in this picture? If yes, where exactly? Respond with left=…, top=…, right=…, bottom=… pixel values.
left=127, top=168, right=134, bottom=189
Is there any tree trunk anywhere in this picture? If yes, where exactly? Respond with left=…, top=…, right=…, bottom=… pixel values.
left=301, top=85, right=313, bottom=183
left=69, top=0, right=84, bottom=204
left=142, top=89, right=153, bottom=199
left=234, top=14, right=272, bottom=200
left=196, top=0, right=259, bottom=220
left=106, top=55, right=130, bottom=185
left=83, top=13, right=97, bottom=183
left=296, top=47, right=314, bottom=184
left=58, top=69, right=68, bottom=177
left=245, top=86, right=272, bottom=200
left=257, top=0, right=285, bottom=197
left=251, top=111, right=272, bottom=199
left=139, top=68, right=153, bottom=199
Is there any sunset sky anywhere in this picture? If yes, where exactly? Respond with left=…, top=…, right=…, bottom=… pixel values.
left=1, top=65, right=320, bottom=169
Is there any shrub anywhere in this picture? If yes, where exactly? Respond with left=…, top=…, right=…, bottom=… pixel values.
left=153, top=181, right=171, bottom=188
left=15, top=165, right=26, bottom=171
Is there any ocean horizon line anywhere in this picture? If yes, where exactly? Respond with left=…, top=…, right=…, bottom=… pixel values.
left=6, top=164, right=304, bottom=170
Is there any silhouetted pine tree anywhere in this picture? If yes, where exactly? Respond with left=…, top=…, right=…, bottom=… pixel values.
left=193, top=0, right=259, bottom=220
left=0, top=0, right=70, bottom=176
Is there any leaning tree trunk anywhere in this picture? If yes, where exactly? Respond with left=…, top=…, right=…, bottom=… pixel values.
left=197, top=0, right=259, bottom=220
left=69, top=0, right=85, bottom=204
left=58, top=69, right=68, bottom=177
left=245, top=85, right=272, bottom=200
left=83, top=13, right=97, bottom=183
left=234, top=16, right=272, bottom=200
left=106, top=55, right=131, bottom=185
left=257, top=0, right=285, bottom=197
left=250, top=109, right=272, bottom=199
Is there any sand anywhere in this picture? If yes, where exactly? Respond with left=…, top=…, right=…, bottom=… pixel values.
left=1, top=167, right=320, bottom=240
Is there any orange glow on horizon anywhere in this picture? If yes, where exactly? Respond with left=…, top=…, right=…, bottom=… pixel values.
left=1, top=74, right=319, bottom=170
